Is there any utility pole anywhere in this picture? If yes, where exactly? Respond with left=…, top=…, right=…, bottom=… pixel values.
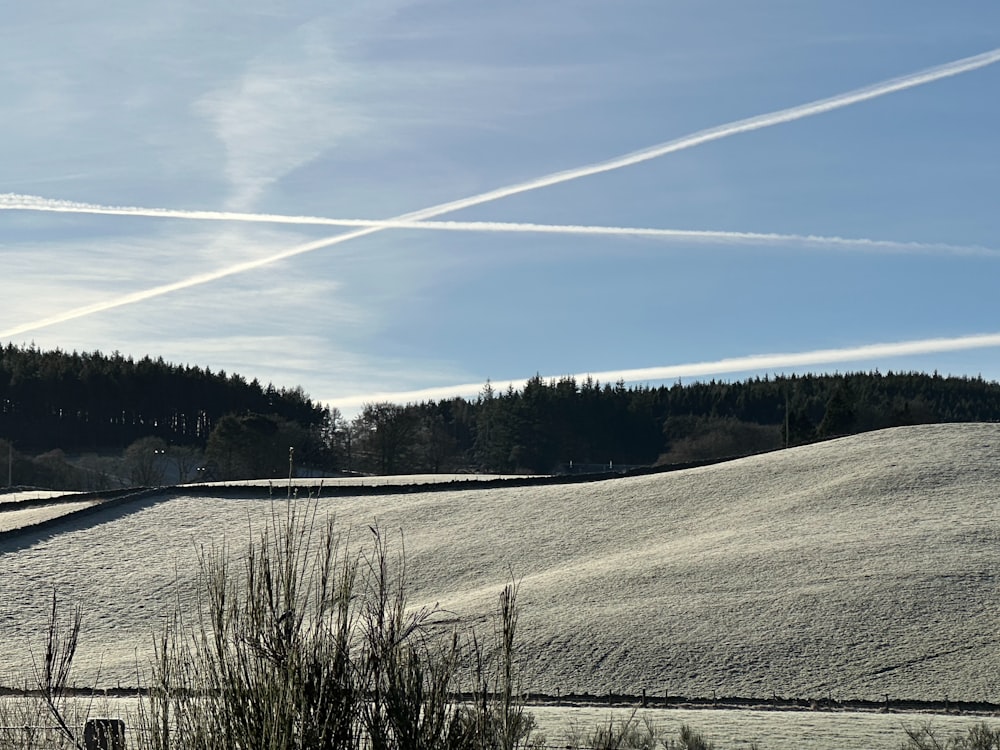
left=784, top=390, right=790, bottom=449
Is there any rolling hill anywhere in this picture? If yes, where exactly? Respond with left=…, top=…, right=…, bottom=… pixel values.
left=1, top=423, right=998, bottom=702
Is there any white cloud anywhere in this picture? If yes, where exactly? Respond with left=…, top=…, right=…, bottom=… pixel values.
left=153, top=332, right=469, bottom=412
left=0, top=224, right=366, bottom=340
left=5, top=44, right=999, bottom=343
left=195, top=20, right=373, bottom=209
left=4, top=4, right=997, bottom=418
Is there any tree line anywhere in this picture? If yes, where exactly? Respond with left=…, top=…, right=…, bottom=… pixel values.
left=0, top=344, right=330, bottom=451
left=0, top=344, right=333, bottom=488
left=337, top=370, right=1000, bottom=475
left=4, top=344, right=1000, bottom=488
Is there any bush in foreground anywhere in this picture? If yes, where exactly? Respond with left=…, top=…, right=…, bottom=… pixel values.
left=563, top=711, right=737, bottom=750
left=900, top=722, right=1000, bottom=750
left=5, top=501, right=542, bottom=750
left=134, top=502, right=542, bottom=750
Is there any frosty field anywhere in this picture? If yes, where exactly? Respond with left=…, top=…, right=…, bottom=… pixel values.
left=1, top=423, right=999, bottom=705
left=0, top=499, right=99, bottom=534
left=3, top=698, right=996, bottom=750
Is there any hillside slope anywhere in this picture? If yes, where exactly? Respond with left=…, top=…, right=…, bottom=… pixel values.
left=1, top=423, right=998, bottom=701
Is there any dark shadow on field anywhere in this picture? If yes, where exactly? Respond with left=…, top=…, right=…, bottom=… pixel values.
left=521, top=691, right=1000, bottom=716
left=170, top=455, right=751, bottom=500
left=0, top=491, right=107, bottom=512
left=0, top=488, right=174, bottom=556
left=0, top=453, right=757, bottom=556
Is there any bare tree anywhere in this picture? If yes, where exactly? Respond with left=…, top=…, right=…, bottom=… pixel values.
left=168, top=444, right=203, bottom=484
left=124, top=436, right=168, bottom=486
left=356, top=402, right=418, bottom=474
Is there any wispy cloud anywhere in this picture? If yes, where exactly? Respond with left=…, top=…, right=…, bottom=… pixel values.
left=0, top=228, right=374, bottom=339
left=196, top=20, right=372, bottom=209
left=329, top=332, right=1000, bottom=412
left=0, top=225, right=363, bottom=339
left=4, top=46, right=997, bottom=339
left=4, top=193, right=997, bottom=257
left=161, top=333, right=466, bottom=407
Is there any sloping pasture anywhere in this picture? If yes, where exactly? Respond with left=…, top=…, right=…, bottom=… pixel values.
left=1, top=423, right=998, bottom=702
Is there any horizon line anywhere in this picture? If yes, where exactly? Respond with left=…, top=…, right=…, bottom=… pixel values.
left=325, top=331, right=1000, bottom=412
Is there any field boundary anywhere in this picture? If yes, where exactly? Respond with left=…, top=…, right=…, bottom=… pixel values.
left=1, top=685, right=997, bottom=717
left=0, top=487, right=165, bottom=544
left=0, top=462, right=737, bottom=545
left=168, top=455, right=767, bottom=498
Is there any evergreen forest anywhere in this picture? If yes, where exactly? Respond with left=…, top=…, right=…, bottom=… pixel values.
left=3, top=343, right=1000, bottom=489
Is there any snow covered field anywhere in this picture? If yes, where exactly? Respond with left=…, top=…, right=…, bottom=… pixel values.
left=1, top=423, right=999, bottom=705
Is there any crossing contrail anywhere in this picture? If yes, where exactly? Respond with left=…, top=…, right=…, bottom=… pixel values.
left=5, top=193, right=999, bottom=257
left=3, top=46, right=998, bottom=338
left=3, top=193, right=996, bottom=256
left=328, top=332, right=1000, bottom=411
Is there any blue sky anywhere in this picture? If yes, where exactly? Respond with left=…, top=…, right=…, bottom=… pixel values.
left=2, top=1, right=998, bottom=416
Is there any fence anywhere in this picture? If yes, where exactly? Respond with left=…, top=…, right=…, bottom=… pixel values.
left=0, top=718, right=130, bottom=750
left=5, top=680, right=998, bottom=750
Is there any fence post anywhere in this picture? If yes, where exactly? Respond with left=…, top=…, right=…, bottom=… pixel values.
left=84, top=718, right=126, bottom=750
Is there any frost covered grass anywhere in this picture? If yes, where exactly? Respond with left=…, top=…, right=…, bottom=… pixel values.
left=899, top=722, right=1000, bottom=750
left=0, top=500, right=99, bottom=533
left=1, top=423, right=999, bottom=703
left=3, top=504, right=544, bottom=750
left=0, top=490, right=81, bottom=504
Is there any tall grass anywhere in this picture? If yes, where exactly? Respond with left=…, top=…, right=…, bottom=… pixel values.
left=134, top=501, right=542, bottom=750
left=0, top=593, right=101, bottom=750
left=900, top=722, right=1000, bottom=750
left=563, top=711, right=729, bottom=750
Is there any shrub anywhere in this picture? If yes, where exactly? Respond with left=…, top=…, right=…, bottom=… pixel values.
left=900, top=722, right=1000, bottom=750
left=0, top=593, right=91, bottom=750
left=675, top=723, right=715, bottom=750
left=134, top=501, right=540, bottom=750
left=564, top=714, right=725, bottom=750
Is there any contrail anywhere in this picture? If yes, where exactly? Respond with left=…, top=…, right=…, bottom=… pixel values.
left=2, top=193, right=996, bottom=257
left=328, top=332, right=1000, bottom=412
left=3, top=46, right=998, bottom=338
left=381, top=47, right=1000, bottom=219
left=0, top=230, right=379, bottom=338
